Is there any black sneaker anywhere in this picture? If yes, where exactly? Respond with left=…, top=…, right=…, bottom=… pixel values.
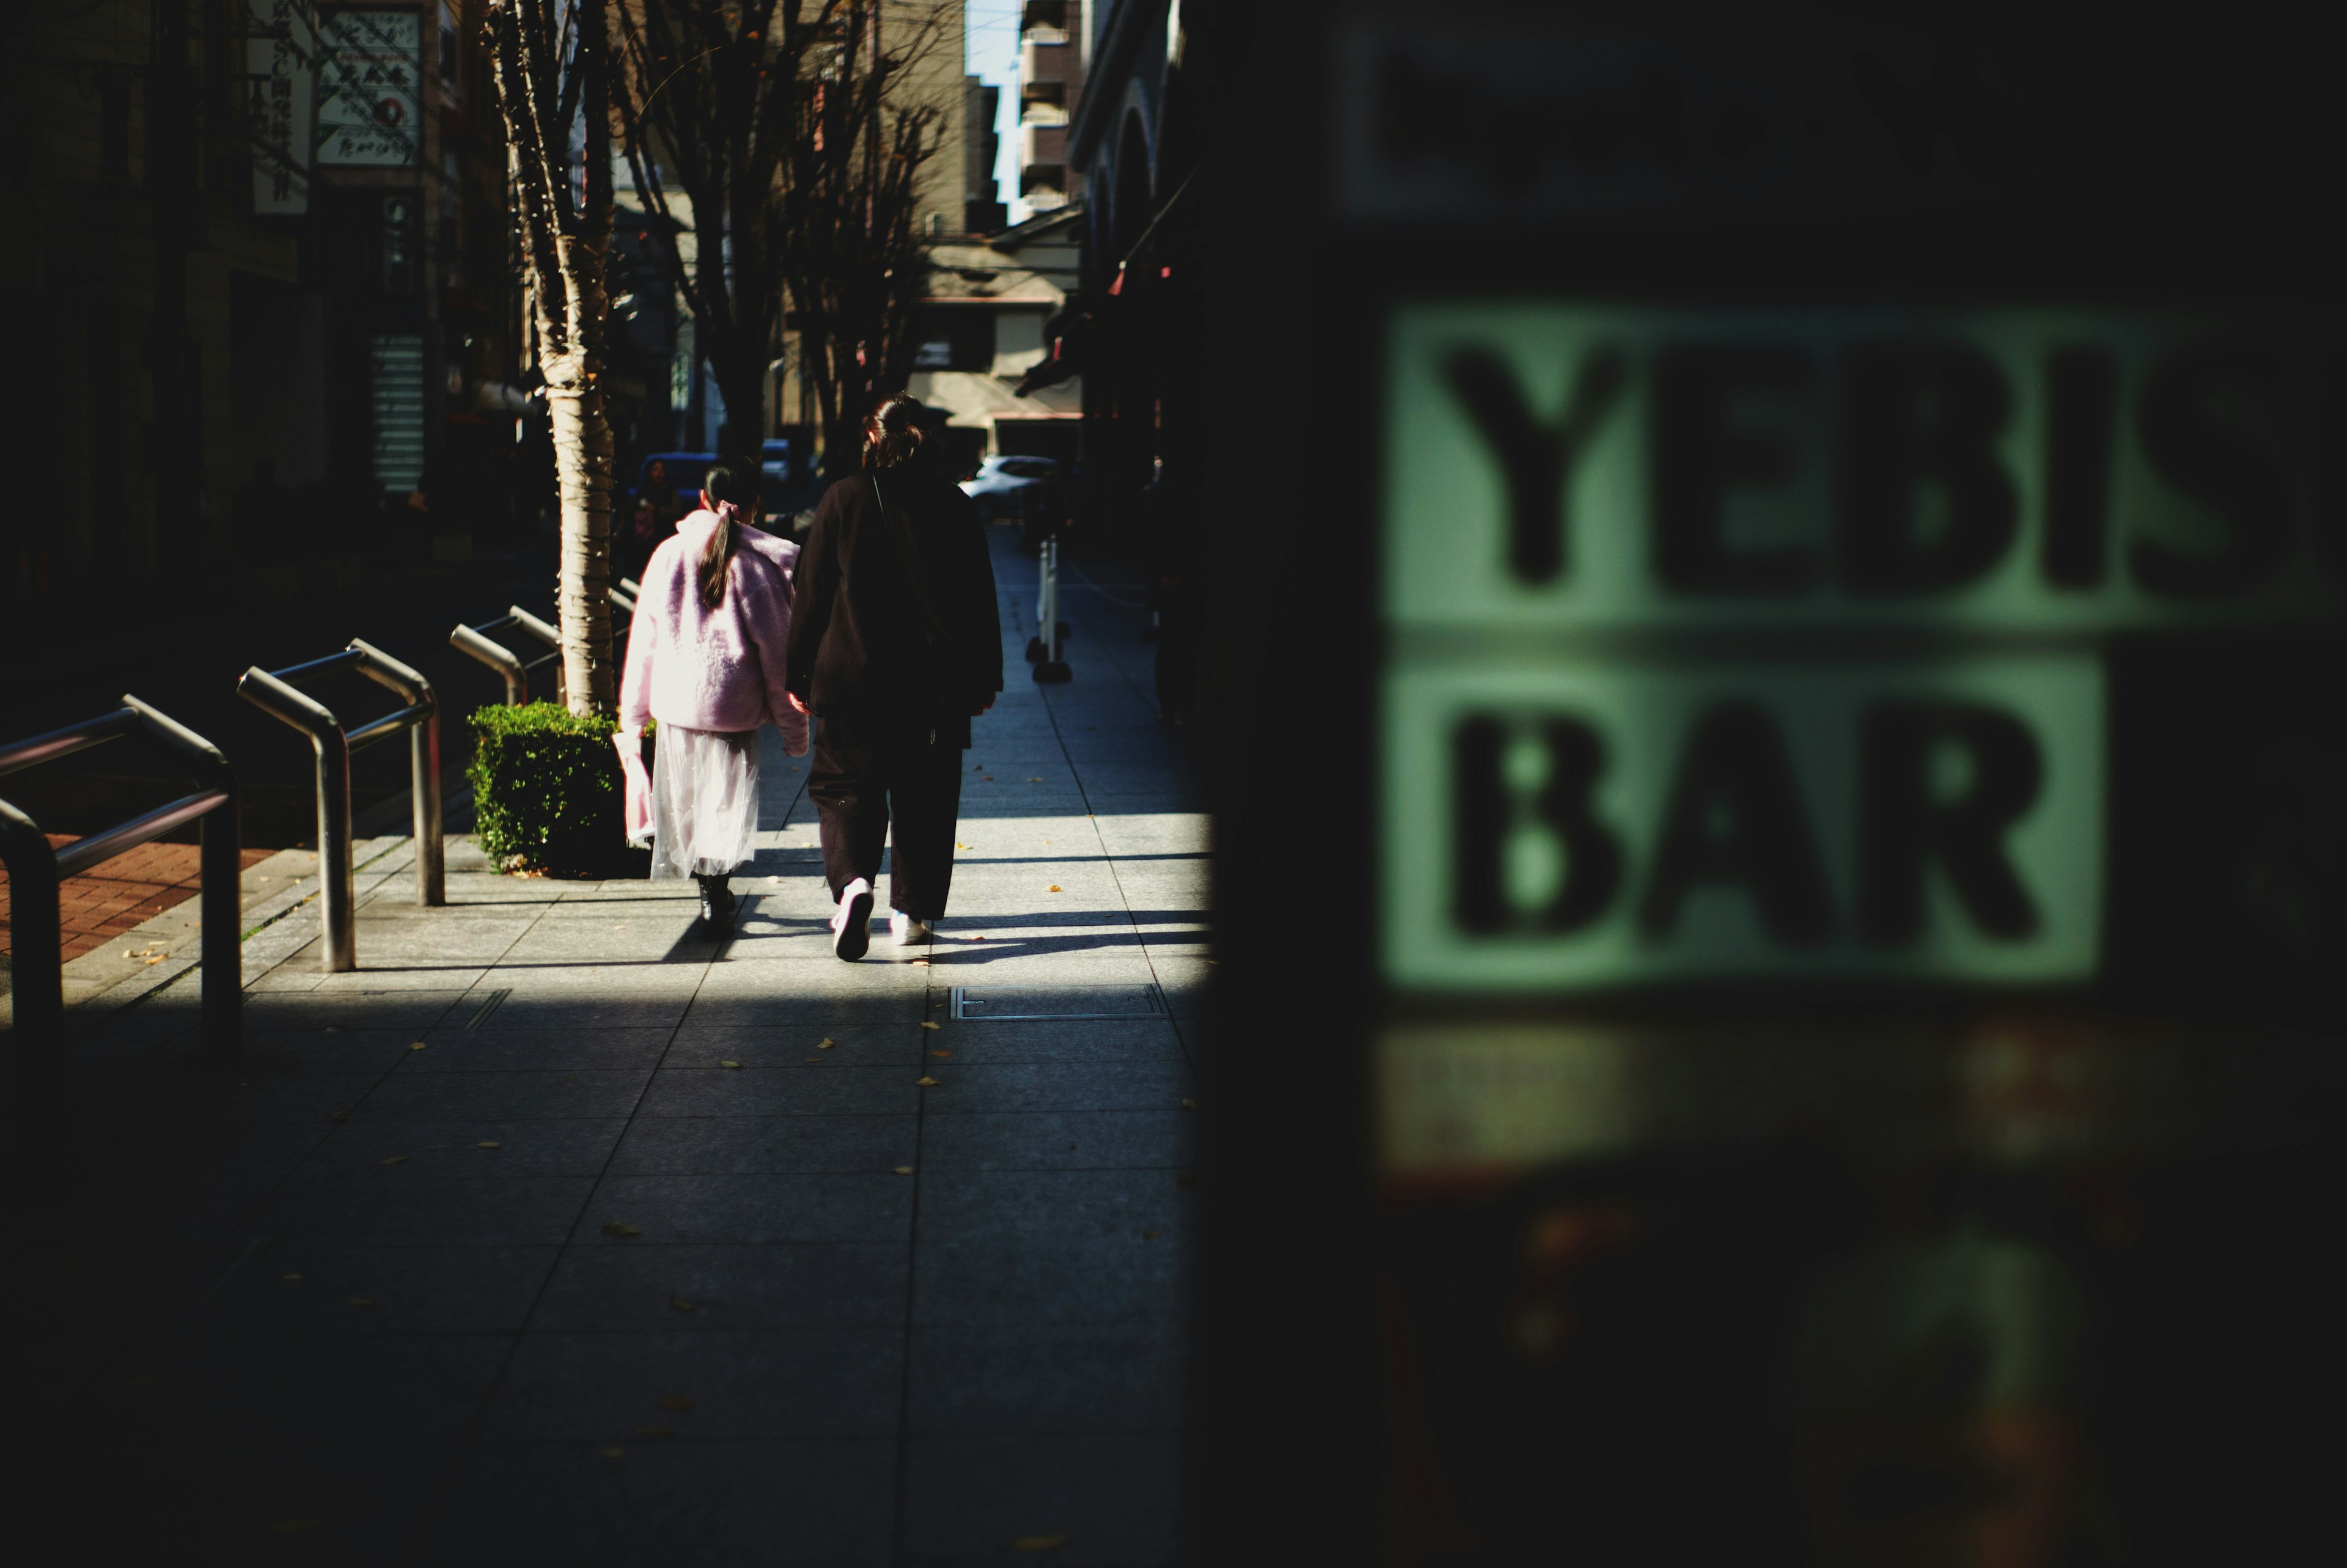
left=697, top=876, right=737, bottom=929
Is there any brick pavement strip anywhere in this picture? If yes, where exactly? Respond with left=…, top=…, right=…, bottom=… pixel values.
left=22, top=528, right=1208, bottom=1561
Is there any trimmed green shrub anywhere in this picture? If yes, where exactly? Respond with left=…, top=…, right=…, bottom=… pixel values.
left=466, top=702, right=643, bottom=875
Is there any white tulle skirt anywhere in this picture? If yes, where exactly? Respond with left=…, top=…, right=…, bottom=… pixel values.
left=647, top=724, right=759, bottom=879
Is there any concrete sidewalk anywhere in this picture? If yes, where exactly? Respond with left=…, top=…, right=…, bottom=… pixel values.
left=20, top=529, right=1207, bottom=1566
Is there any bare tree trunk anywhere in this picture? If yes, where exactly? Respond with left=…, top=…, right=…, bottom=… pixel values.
left=545, top=367, right=615, bottom=711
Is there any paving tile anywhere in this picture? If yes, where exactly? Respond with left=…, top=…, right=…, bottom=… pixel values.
left=663, top=1020, right=925, bottom=1067
left=608, top=1114, right=917, bottom=1176
left=912, top=1017, right=1188, bottom=1065
left=900, top=1432, right=1180, bottom=1567
left=913, top=1234, right=1184, bottom=1329
left=917, top=1167, right=1191, bottom=1242
left=257, top=1168, right=597, bottom=1247
left=582, top=1173, right=912, bottom=1245
left=638, top=1064, right=918, bottom=1117
left=399, top=1026, right=674, bottom=1072
left=466, top=989, right=699, bottom=1033
left=239, top=991, right=474, bottom=1031
left=305, top=1118, right=628, bottom=1176
left=529, top=1242, right=907, bottom=1331
left=174, top=1330, right=516, bottom=1442
left=681, top=985, right=930, bottom=1027
left=908, top=1320, right=1186, bottom=1436
left=218, top=1028, right=426, bottom=1075
left=410, top=1438, right=895, bottom=1566
left=213, top=1241, right=559, bottom=1335
left=485, top=1328, right=902, bottom=1440
left=909, top=1060, right=1192, bottom=1115
left=919, top=1111, right=1195, bottom=1173
left=354, top=1068, right=652, bottom=1121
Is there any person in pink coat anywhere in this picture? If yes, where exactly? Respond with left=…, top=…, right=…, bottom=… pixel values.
left=616, top=457, right=809, bottom=927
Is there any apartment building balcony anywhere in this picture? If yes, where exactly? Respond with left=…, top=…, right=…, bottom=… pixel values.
left=1021, top=79, right=1070, bottom=128
left=1022, top=123, right=1069, bottom=167
left=1020, top=0, right=1071, bottom=48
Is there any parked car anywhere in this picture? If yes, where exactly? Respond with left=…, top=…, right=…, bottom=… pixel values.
left=636, top=451, right=718, bottom=506
left=960, top=455, right=1062, bottom=522
left=759, top=439, right=796, bottom=494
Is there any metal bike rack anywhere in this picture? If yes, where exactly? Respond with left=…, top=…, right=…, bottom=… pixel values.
left=450, top=580, right=638, bottom=708
left=237, top=640, right=443, bottom=973
left=0, top=698, right=241, bottom=1056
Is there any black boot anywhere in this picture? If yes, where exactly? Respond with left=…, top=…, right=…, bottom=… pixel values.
left=696, top=873, right=736, bottom=929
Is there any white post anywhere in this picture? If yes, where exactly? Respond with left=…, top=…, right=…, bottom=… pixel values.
left=1044, top=537, right=1060, bottom=659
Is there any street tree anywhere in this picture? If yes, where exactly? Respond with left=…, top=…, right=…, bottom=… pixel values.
left=782, top=2, right=946, bottom=475
left=612, top=0, right=945, bottom=471
left=486, top=0, right=619, bottom=714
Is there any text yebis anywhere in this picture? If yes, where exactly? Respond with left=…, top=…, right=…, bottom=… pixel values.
left=1395, top=313, right=2340, bottom=623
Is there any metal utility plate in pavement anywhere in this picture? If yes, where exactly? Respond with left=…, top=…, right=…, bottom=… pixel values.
left=949, top=984, right=1166, bottom=1022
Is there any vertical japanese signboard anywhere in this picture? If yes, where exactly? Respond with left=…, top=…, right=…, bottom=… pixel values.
left=245, top=0, right=318, bottom=214
left=317, top=9, right=423, bottom=169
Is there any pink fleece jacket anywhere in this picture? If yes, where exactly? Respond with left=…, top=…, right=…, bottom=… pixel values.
left=619, top=508, right=809, bottom=754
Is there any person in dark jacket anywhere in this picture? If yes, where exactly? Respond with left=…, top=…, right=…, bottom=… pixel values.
left=785, top=394, right=1002, bottom=959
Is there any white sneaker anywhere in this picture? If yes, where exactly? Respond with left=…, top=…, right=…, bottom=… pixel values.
left=832, top=878, right=874, bottom=961
left=891, top=912, right=933, bottom=946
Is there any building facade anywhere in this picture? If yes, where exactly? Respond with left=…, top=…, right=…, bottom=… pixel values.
left=7, top=0, right=530, bottom=606
left=1013, top=0, right=1089, bottom=215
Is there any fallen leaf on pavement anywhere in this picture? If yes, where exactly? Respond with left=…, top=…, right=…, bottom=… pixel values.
left=477, top=1141, right=501, bottom=1149
left=1046, top=885, right=1061, bottom=892
left=380, top=1156, right=408, bottom=1166
left=635, top=1424, right=674, bottom=1439
left=917, top=1076, right=941, bottom=1088
left=817, top=1037, right=836, bottom=1048
left=408, top=1042, right=428, bottom=1051
left=974, top=935, right=986, bottom=940
left=920, top=1021, right=941, bottom=1031
left=913, top=958, right=930, bottom=966
left=719, top=1059, right=742, bottom=1069
left=602, top=1222, right=642, bottom=1238
left=1027, top=777, right=1044, bottom=782
left=894, top=1165, right=914, bottom=1176
left=930, top=1049, right=951, bottom=1058
left=1013, top=1537, right=1069, bottom=1553
left=144, top=955, right=165, bottom=965
left=659, top=1394, right=696, bottom=1411
left=669, top=1297, right=694, bottom=1313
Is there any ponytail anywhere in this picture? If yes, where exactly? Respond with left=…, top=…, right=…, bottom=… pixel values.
left=696, top=458, right=757, bottom=610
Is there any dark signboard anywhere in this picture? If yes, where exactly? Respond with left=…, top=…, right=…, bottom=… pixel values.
left=1197, top=7, right=2341, bottom=1564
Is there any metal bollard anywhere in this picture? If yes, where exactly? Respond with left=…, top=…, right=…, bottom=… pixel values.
left=1034, top=536, right=1073, bottom=683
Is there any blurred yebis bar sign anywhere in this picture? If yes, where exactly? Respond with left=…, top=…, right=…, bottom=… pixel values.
left=1379, top=304, right=2338, bottom=994
left=1384, top=306, right=2340, bottom=631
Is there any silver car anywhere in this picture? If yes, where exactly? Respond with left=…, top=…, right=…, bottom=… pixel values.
left=958, top=454, right=1063, bottom=521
